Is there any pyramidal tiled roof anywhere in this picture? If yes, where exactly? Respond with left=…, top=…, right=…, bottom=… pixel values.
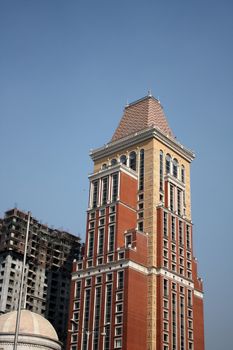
left=111, top=95, right=174, bottom=142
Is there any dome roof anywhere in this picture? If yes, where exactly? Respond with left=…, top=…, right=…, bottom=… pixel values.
left=0, top=310, right=58, bottom=341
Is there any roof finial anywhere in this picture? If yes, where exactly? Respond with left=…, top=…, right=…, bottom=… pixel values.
left=148, top=89, right=152, bottom=97
left=157, top=96, right=160, bottom=104
left=126, top=99, right=129, bottom=107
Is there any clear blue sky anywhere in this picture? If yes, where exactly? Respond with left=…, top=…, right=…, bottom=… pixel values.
left=0, top=1, right=232, bottom=348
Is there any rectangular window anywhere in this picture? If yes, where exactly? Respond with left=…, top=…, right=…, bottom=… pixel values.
left=107, top=254, right=113, bottom=262
left=138, top=211, right=143, bottom=219
left=138, top=202, right=144, bottom=210
left=188, top=309, right=193, bottom=318
left=163, top=212, right=168, bottom=237
left=188, top=290, right=192, bottom=307
left=163, top=279, right=168, bottom=297
left=160, top=150, right=163, bottom=191
left=99, top=208, right=105, bottom=217
left=97, top=257, right=103, bottom=265
left=98, top=228, right=104, bottom=255
left=115, top=314, right=123, bottom=324
left=188, top=342, right=193, bottom=350
left=89, top=211, right=95, bottom=220
left=186, top=225, right=191, bottom=250
left=115, top=327, right=122, bottom=336
left=181, top=166, right=185, bottom=183
left=172, top=263, right=176, bottom=272
left=179, top=221, right=183, bottom=246
left=85, top=278, right=91, bottom=287
left=89, top=221, right=95, bottom=229
left=75, top=281, right=81, bottom=299
left=112, top=173, right=119, bottom=202
left=114, top=338, right=122, bottom=348
left=138, top=221, right=143, bottom=232
left=108, top=225, right=115, bottom=252
left=88, top=231, right=94, bottom=258
left=81, top=289, right=91, bottom=350
left=106, top=273, right=113, bottom=282
left=74, top=301, right=80, bottom=310
left=116, top=303, right=123, bottom=313
left=102, top=177, right=108, bottom=205
left=110, top=205, right=115, bottom=213
left=99, top=217, right=105, bottom=226
left=125, top=234, right=132, bottom=247
left=92, top=180, right=99, bottom=208
left=96, top=276, right=102, bottom=284
left=93, top=286, right=102, bottom=350
left=171, top=216, right=176, bottom=241
left=109, top=214, right=115, bottom=223
left=73, top=312, right=79, bottom=321
left=118, top=251, right=125, bottom=260
left=139, top=149, right=144, bottom=191
left=72, top=333, right=78, bottom=343
left=172, top=293, right=177, bottom=350
left=177, top=189, right=182, bottom=216
left=117, top=271, right=124, bottom=290
left=104, top=284, right=112, bottom=350
left=116, top=292, right=123, bottom=301
left=170, top=184, right=174, bottom=211
left=180, top=296, right=185, bottom=350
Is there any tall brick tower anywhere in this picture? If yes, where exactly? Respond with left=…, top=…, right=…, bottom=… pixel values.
left=67, top=95, right=204, bottom=350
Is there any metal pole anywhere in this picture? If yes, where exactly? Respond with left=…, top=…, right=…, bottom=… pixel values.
left=13, top=211, right=31, bottom=350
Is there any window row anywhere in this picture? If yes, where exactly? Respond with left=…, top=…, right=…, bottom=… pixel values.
left=169, top=183, right=185, bottom=216
left=89, top=206, right=115, bottom=221
left=160, top=151, right=186, bottom=191
left=87, top=224, right=116, bottom=258
left=88, top=214, right=116, bottom=230
left=163, top=280, right=193, bottom=307
left=102, top=149, right=144, bottom=173
left=77, top=275, right=124, bottom=350
left=163, top=213, right=192, bottom=249
left=90, top=173, right=119, bottom=209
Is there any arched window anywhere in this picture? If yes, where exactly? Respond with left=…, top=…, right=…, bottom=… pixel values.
left=173, top=159, right=178, bottom=178
left=111, top=158, right=117, bottom=166
left=129, top=151, right=137, bottom=171
left=181, top=165, right=185, bottom=183
left=166, top=154, right=171, bottom=174
left=102, top=163, right=107, bottom=170
left=120, top=155, right=127, bottom=165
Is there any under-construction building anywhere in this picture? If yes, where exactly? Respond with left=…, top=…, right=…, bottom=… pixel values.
left=0, top=208, right=82, bottom=348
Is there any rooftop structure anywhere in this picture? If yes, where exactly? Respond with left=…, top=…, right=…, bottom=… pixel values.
left=111, top=95, right=174, bottom=142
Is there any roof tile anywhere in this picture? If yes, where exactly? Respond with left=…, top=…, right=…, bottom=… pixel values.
left=111, top=95, right=174, bottom=141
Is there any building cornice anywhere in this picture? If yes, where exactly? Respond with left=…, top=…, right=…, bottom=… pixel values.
left=90, top=126, right=195, bottom=163
left=72, top=260, right=203, bottom=298
left=88, top=163, right=138, bottom=181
